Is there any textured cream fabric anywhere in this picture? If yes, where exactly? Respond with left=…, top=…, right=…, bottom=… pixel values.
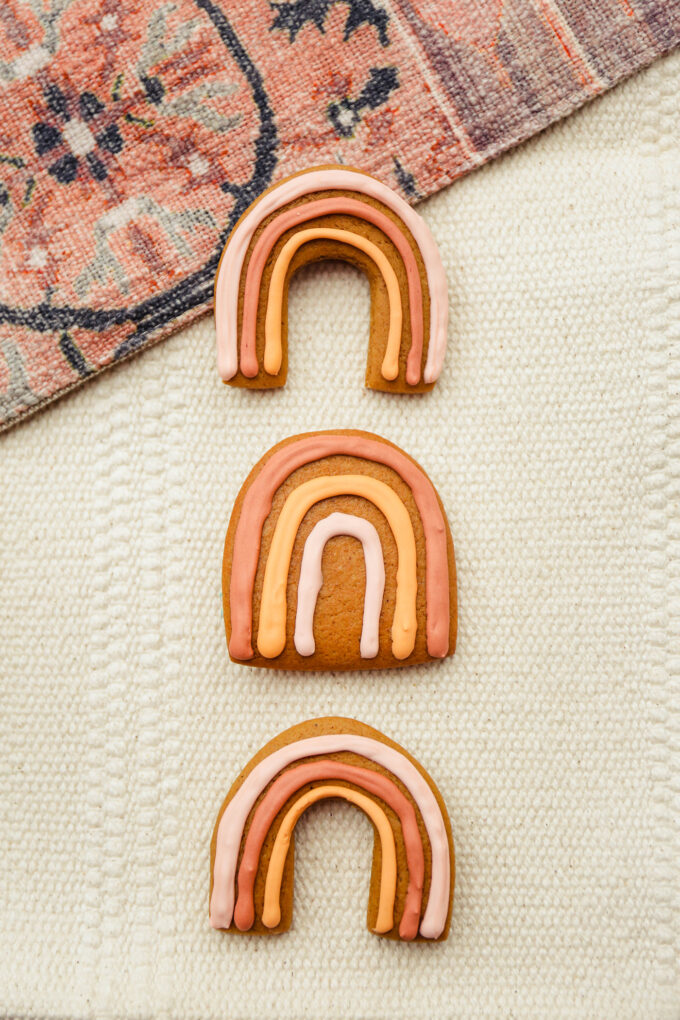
left=2, top=52, right=680, bottom=1020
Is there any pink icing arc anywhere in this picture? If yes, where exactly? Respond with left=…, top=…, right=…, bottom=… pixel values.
left=227, top=433, right=452, bottom=662
left=238, top=196, right=425, bottom=384
left=209, top=732, right=451, bottom=939
left=215, top=168, right=448, bottom=385
left=294, top=512, right=385, bottom=659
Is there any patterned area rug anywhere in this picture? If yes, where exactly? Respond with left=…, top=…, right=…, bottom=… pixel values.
left=0, top=0, right=679, bottom=430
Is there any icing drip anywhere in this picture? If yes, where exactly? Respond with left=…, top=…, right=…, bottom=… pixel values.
left=294, top=513, right=385, bottom=659
left=256, top=474, right=417, bottom=660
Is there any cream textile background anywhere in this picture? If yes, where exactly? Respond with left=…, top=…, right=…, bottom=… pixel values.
left=2, top=52, right=680, bottom=1020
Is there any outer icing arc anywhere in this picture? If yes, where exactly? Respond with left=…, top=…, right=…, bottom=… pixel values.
left=209, top=731, right=451, bottom=939
left=227, top=433, right=451, bottom=662
left=260, top=784, right=398, bottom=934
left=294, top=512, right=385, bottom=659
left=238, top=196, right=425, bottom=384
left=215, top=168, right=447, bottom=385
left=257, top=474, right=417, bottom=660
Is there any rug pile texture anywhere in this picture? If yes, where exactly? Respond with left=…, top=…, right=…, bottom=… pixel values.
left=1, top=0, right=679, bottom=427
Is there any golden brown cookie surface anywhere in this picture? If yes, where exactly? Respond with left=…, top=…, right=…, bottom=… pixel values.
left=209, top=717, right=455, bottom=942
left=214, top=165, right=449, bottom=393
left=223, top=430, right=457, bottom=671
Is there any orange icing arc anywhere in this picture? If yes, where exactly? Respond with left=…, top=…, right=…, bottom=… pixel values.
left=256, top=474, right=418, bottom=659
left=264, top=227, right=403, bottom=380
left=261, top=784, right=397, bottom=934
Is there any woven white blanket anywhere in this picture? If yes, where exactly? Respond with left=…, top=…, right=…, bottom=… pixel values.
left=2, top=52, right=680, bottom=1020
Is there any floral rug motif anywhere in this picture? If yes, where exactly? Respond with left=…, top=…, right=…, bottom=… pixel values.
left=0, top=0, right=678, bottom=429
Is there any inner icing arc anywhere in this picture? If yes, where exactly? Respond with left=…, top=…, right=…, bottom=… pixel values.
left=263, top=226, right=403, bottom=381
left=257, top=475, right=415, bottom=660
left=209, top=731, right=451, bottom=939
left=294, top=512, right=385, bottom=659
left=233, top=759, right=425, bottom=940
left=261, top=784, right=398, bottom=934
left=238, top=196, right=425, bottom=384
left=214, top=167, right=448, bottom=386
left=228, top=433, right=452, bottom=662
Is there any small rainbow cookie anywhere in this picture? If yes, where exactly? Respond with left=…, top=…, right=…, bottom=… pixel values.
left=214, top=165, right=448, bottom=393
left=223, top=430, right=457, bottom=671
left=209, top=717, right=455, bottom=942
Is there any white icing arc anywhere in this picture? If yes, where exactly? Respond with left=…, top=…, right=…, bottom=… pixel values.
left=293, top=512, right=385, bottom=658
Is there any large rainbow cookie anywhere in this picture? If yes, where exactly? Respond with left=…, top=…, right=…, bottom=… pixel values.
left=214, top=165, right=448, bottom=393
left=209, top=717, right=455, bottom=941
left=223, top=430, right=457, bottom=671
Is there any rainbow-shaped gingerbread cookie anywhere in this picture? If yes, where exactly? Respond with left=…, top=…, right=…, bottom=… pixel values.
left=214, top=166, right=448, bottom=393
left=223, top=430, right=457, bottom=670
left=209, top=717, right=455, bottom=941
